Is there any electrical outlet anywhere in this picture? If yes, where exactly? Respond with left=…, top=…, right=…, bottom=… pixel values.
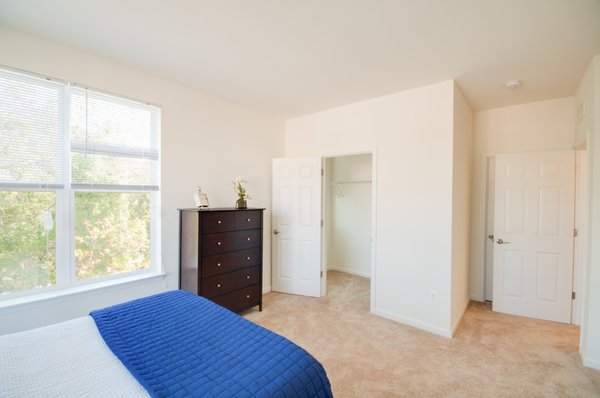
left=429, top=289, right=438, bottom=303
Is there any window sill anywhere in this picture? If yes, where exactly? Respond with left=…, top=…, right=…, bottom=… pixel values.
left=0, top=272, right=167, bottom=312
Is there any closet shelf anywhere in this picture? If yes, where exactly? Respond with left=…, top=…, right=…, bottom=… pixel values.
left=329, top=180, right=372, bottom=185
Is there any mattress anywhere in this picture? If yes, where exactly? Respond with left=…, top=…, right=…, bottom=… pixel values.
left=0, top=291, right=332, bottom=398
left=0, top=316, right=148, bottom=398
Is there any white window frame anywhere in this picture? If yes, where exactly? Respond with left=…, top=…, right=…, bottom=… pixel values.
left=0, top=67, right=161, bottom=300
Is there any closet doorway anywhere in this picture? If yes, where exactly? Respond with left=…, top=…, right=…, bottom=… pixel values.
left=322, top=153, right=374, bottom=300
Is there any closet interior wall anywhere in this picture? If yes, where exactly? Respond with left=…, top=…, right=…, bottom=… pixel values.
left=326, top=154, right=372, bottom=278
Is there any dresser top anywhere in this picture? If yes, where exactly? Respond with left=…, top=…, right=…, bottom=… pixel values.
left=179, top=207, right=265, bottom=212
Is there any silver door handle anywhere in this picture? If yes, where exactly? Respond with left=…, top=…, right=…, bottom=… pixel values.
left=496, top=238, right=510, bottom=244
left=273, top=229, right=279, bottom=235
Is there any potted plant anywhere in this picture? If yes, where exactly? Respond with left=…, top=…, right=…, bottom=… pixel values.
left=233, top=177, right=251, bottom=209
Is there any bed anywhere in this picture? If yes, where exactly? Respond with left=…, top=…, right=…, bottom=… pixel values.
left=0, top=290, right=333, bottom=397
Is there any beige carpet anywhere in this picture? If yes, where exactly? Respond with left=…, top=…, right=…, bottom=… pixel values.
left=244, top=271, right=600, bottom=397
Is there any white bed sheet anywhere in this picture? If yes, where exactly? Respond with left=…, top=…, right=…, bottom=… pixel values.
left=0, top=316, right=149, bottom=398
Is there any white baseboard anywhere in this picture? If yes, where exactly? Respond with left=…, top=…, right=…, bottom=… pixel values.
left=580, top=349, right=600, bottom=370
left=327, top=266, right=371, bottom=278
left=262, top=285, right=272, bottom=294
left=372, top=307, right=452, bottom=338
left=451, top=298, right=470, bottom=336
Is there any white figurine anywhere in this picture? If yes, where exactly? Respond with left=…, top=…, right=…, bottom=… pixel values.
left=193, top=186, right=209, bottom=207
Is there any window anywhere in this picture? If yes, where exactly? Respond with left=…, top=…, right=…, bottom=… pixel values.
left=0, top=67, right=161, bottom=298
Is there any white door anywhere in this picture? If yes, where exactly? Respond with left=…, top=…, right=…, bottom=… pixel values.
left=493, top=150, right=575, bottom=323
left=272, top=157, right=322, bottom=297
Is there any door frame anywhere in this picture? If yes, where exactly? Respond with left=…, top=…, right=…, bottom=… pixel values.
left=320, top=146, right=377, bottom=311
left=481, top=148, right=588, bottom=324
left=483, top=156, right=495, bottom=301
left=572, top=148, right=589, bottom=325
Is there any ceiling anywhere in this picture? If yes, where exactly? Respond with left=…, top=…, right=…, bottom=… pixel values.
left=1, top=0, right=599, bottom=118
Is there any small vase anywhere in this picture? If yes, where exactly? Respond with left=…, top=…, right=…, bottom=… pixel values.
left=236, top=198, right=247, bottom=209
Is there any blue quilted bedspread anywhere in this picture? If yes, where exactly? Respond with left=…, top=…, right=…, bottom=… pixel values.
left=90, top=290, right=332, bottom=398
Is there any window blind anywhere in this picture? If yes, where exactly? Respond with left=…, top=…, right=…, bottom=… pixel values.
left=70, top=87, right=160, bottom=191
left=0, top=68, right=64, bottom=189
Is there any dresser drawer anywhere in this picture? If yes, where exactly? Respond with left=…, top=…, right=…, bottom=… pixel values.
left=202, top=229, right=261, bottom=255
left=234, top=210, right=262, bottom=230
left=202, top=266, right=260, bottom=298
left=211, top=284, right=261, bottom=313
left=201, top=212, right=235, bottom=233
left=202, top=248, right=260, bottom=277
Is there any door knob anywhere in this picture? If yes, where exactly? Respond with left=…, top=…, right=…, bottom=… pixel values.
left=496, top=238, right=510, bottom=244
left=273, top=229, right=279, bottom=235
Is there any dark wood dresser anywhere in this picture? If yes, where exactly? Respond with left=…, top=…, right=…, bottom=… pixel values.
left=179, top=208, right=264, bottom=313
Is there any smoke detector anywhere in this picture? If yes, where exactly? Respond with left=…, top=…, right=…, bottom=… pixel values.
left=503, top=80, right=522, bottom=89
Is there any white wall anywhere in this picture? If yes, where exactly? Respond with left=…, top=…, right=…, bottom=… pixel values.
left=469, top=97, right=575, bottom=300
left=286, top=81, right=456, bottom=336
left=575, top=60, right=595, bottom=148
left=0, top=28, right=284, bottom=334
left=327, top=154, right=372, bottom=278
left=577, top=55, right=600, bottom=370
left=450, top=83, right=473, bottom=333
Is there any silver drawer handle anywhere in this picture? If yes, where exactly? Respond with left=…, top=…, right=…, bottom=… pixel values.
left=246, top=237, right=251, bottom=241
left=246, top=294, right=250, bottom=299
left=246, top=256, right=251, bottom=260
left=247, top=218, right=251, bottom=222
left=246, top=275, right=251, bottom=279
left=217, top=263, right=221, bottom=267
left=217, top=284, right=221, bottom=288
left=217, top=220, right=222, bottom=224
left=217, top=242, right=221, bottom=245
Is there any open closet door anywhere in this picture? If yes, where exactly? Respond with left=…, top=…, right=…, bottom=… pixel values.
left=272, top=157, right=322, bottom=297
